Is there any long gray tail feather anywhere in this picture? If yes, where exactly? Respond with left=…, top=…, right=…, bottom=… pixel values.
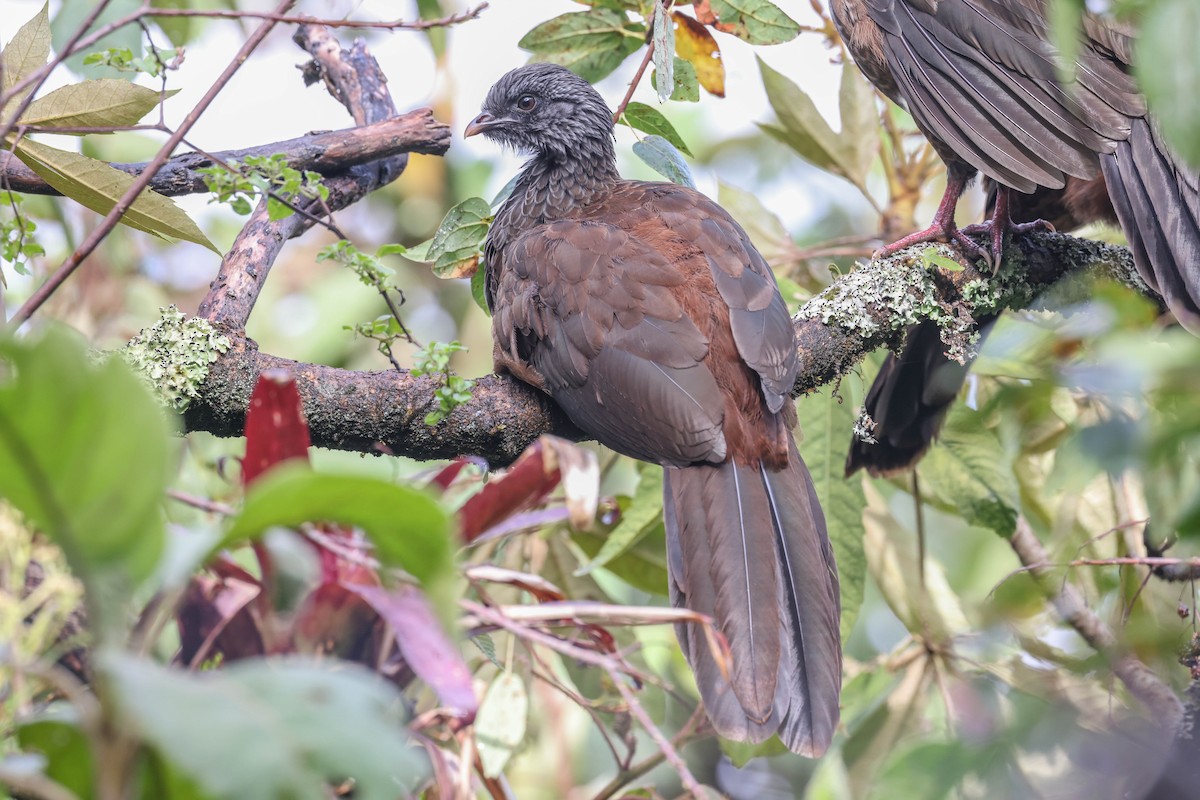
left=1101, top=116, right=1200, bottom=333
left=664, top=439, right=841, bottom=757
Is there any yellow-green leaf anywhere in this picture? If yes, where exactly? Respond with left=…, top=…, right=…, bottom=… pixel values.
left=1, top=3, right=51, bottom=107
left=837, top=62, right=881, bottom=188
left=14, top=138, right=216, bottom=251
left=673, top=11, right=725, bottom=97
left=20, top=80, right=170, bottom=130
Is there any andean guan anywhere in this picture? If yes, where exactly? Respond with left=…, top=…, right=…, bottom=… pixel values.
left=465, top=63, right=841, bottom=756
left=832, top=0, right=1200, bottom=477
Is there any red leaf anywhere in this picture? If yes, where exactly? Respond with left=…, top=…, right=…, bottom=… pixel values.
left=427, top=457, right=485, bottom=493
left=242, top=368, right=311, bottom=487
left=176, top=575, right=264, bottom=666
left=459, top=440, right=560, bottom=542
left=346, top=583, right=478, bottom=720
left=293, top=582, right=381, bottom=659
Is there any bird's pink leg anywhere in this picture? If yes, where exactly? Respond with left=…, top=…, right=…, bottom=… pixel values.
left=875, top=171, right=991, bottom=265
left=961, top=185, right=1055, bottom=269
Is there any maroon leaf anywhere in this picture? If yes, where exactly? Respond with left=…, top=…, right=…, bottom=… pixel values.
left=459, top=440, right=560, bottom=542
left=176, top=575, right=264, bottom=667
left=346, top=583, right=477, bottom=720
left=242, top=368, right=311, bottom=487
left=427, top=457, right=486, bottom=493
left=293, top=581, right=381, bottom=659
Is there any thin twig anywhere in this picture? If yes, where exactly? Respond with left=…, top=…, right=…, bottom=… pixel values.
left=143, top=3, right=488, bottom=31
left=1009, top=516, right=1184, bottom=730
left=612, top=39, right=656, bottom=123
left=611, top=678, right=706, bottom=797
left=8, top=0, right=300, bottom=330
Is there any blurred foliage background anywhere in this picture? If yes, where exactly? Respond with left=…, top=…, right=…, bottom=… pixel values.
left=3, top=1, right=1200, bottom=799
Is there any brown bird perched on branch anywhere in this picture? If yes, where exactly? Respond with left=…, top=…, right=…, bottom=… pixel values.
left=833, top=0, right=1200, bottom=477
left=466, top=63, right=841, bottom=756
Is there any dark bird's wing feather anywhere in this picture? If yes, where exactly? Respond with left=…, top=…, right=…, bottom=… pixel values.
left=847, top=0, right=1142, bottom=190
left=1102, top=118, right=1200, bottom=333
left=495, top=217, right=728, bottom=466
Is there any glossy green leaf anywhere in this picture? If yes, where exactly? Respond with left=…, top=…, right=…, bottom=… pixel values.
left=13, top=139, right=216, bottom=251
left=632, top=134, right=696, bottom=187
left=21, top=80, right=169, bottom=130
left=471, top=261, right=492, bottom=315
left=0, top=328, right=172, bottom=638
left=622, top=101, right=692, bottom=156
left=103, top=652, right=430, bottom=800
left=706, top=0, right=800, bottom=45
left=519, top=9, right=644, bottom=83
left=1, top=3, right=50, bottom=106
left=797, top=385, right=867, bottom=643
left=476, top=672, right=528, bottom=777
left=221, top=465, right=452, bottom=589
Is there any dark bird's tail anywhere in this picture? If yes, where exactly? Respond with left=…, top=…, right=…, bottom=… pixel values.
left=845, top=318, right=995, bottom=477
left=1101, top=116, right=1200, bottom=333
left=663, top=439, right=841, bottom=757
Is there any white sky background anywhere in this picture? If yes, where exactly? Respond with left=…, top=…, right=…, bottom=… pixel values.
left=4, top=0, right=853, bottom=229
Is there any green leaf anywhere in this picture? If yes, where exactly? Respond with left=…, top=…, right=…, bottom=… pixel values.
left=651, top=57, right=699, bottom=102
left=861, top=483, right=969, bottom=644
left=16, top=713, right=94, bottom=800
left=717, top=181, right=794, bottom=268
left=0, top=328, right=172, bottom=639
left=13, top=139, right=216, bottom=251
left=103, top=652, right=430, bottom=800
left=1, top=3, right=50, bottom=107
left=837, top=61, right=880, bottom=188
left=1045, top=0, right=1083, bottom=85
left=920, top=408, right=1019, bottom=537
left=797, top=385, right=867, bottom=643
left=475, top=672, right=528, bottom=777
left=632, top=134, right=696, bottom=187
left=707, top=0, right=800, bottom=45
left=425, top=196, right=491, bottom=279
left=20, top=80, right=168, bottom=130
left=52, top=0, right=143, bottom=80
left=221, top=465, right=452, bottom=588
left=577, top=465, right=663, bottom=575
left=471, top=262, right=491, bottom=315
left=151, top=0, right=193, bottom=47
left=920, top=246, right=965, bottom=273
left=519, top=9, right=644, bottom=83
left=1137, top=0, right=1200, bottom=168
left=652, top=0, right=675, bottom=103
left=622, top=101, right=692, bottom=156
left=758, top=58, right=845, bottom=174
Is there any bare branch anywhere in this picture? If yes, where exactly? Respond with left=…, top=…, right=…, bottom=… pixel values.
left=1009, top=516, right=1184, bottom=730
left=0, top=114, right=452, bottom=197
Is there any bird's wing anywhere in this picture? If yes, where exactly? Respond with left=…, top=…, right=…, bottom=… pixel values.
left=620, top=182, right=800, bottom=418
left=856, top=0, right=1143, bottom=190
left=493, top=214, right=729, bottom=467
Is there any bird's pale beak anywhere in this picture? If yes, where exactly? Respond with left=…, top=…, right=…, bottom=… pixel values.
left=465, top=111, right=502, bottom=138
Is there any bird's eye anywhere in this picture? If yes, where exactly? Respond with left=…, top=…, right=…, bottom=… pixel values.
left=516, top=95, right=537, bottom=112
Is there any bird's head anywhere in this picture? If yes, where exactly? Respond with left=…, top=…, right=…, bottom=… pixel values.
left=465, top=63, right=615, bottom=162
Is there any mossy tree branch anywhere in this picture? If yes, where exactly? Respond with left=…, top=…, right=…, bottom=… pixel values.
left=182, top=229, right=1153, bottom=467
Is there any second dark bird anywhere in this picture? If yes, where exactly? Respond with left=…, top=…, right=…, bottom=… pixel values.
left=831, top=0, right=1200, bottom=476
left=466, top=63, right=842, bottom=757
